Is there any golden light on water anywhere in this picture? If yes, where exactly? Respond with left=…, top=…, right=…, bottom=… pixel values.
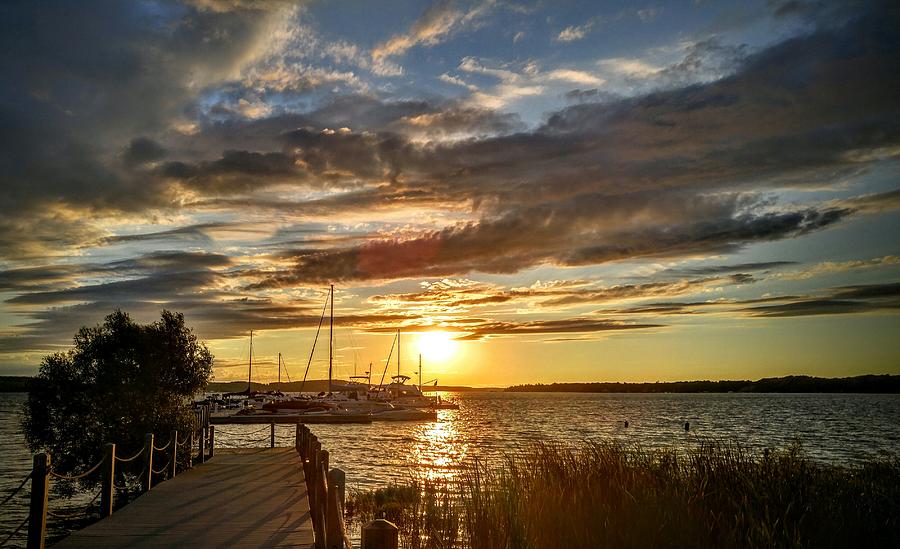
left=417, top=331, right=457, bottom=363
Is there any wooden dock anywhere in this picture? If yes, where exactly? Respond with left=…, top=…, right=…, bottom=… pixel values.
left=54, top=448, right=314, bottom=548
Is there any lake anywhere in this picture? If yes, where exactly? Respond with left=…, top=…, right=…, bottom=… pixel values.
left=2, top=391, right=900, bottom=546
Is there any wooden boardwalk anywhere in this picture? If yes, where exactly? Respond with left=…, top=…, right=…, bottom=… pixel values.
left=55, top=448, right=313, bottom=548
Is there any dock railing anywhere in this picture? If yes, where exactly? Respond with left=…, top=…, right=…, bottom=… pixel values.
left=5, top=407, right=398, bottom=549
left=2, top=405, right=213, bottom=549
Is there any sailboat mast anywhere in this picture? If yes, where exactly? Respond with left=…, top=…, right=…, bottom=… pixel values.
left=419, top=353, right=422, bottom=391
left=248, top=330, right=253, bottom=392
left=328, top=284, right=334, bottom=394
left=278, top=352, right=281, bottom=384
left=397, top=328, right=400, bottom=377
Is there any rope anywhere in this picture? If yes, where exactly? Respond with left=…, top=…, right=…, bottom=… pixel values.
left=151, top=460, right=171, bottom=475
left=0, top=472, right=31, bottom=508
left=0, top=515, right=28, bottom=547
left=176, top=433, right=190, bottom=446
left=215, top=425, right=271, bottom=436
left=115, top=447, right=146, bottom=463
left=153, top=438, right=172, bottom=452
left=47, top=490, right=101, bottom=520
left=49, top=458, right=105, bottom=481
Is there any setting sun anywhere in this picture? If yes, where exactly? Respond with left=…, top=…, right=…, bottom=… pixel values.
left=418, top=331, right=457, bottom=363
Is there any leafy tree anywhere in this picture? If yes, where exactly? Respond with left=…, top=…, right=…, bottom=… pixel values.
left=22, top=310, right=213, bottom=488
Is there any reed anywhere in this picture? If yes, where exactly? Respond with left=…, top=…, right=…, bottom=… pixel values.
left=346, top=440, right=900, bottom=548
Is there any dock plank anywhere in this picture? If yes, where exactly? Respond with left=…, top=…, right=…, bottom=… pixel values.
left=54, top=448, right=313, bottom=548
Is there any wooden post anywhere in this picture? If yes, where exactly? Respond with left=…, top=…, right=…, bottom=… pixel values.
left=100, top=443, right=115, bottom=518
left=326, top=468, right=346, bottom=548
left=198, top=427, right=206, bottom=464
left=208, top=425, right=215, bottom=459
left=27, top=453, right=50, bottom=549
left=329, top=468, right=346, bottom=510
left=188, top=430, right=194, bottom=469
left=295, top=423, right=301, bottom=452
left=270, top=422, right=275, bottom=448
left=313, top=455, right=327, bottom=549
left=308, top=447, right=319, bottom=519
left=169, top=430, right=178, bottom=478
left=142, top=433, right=154, bottom=492
left=362, top=519, right=399, bottom=549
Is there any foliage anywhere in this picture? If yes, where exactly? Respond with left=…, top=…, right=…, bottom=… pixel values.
left=21, top=310, right=213, bottom=489
left=346, top=479, right=459, bottom=549
left=346, top=441, right=900, bottom=548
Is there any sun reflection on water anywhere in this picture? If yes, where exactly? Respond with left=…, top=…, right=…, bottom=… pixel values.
left=410, top=409, right=467, bottom=482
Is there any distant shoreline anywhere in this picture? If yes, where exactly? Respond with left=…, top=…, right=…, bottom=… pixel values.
left=506, top=374, right=900, bottom=394
left=2, top=374, right=898, bottom=394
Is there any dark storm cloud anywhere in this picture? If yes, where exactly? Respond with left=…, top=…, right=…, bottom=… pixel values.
left=123, top=137, right=168, bottom=167
left=0, top=0, right=287, bottom=217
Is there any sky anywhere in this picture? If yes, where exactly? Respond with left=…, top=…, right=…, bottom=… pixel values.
left=0, top=0, right=898, bottom=386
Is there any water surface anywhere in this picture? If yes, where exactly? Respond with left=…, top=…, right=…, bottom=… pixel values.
left=2, top=391, right=899, bottom=546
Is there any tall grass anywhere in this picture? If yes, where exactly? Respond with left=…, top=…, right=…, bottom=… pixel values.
left=346, top=440, right=900, bottom=548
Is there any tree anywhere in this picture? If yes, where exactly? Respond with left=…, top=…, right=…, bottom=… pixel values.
left=22, top=310, right=213, bottom=487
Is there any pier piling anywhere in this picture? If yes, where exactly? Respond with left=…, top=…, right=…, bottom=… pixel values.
left=101, top=443, right=115, bottom=518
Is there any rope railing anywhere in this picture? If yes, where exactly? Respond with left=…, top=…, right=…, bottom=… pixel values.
left=46, top=490, right=101, bottom=520
left=0, top=471, right=32, bottom=509
left=152, top=437, right=172, bottom=452
left=151, top=460, right=171, bottom=476
left=114, top=446, right=146, bottom=463
left=18, top=404, right=218, bottom=548
left=214, top=425, right=271, bottom=436
left=0, top=515, right=28, bottom=547
left=49, top=458, right=105, bottom=481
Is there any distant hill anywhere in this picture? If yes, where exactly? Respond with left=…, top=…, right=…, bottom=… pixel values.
left=506, top=375, right=900, bottom=394
left=0, top=376, right=31, bottom=392
left=205, top=380, right=497, bottom=393
left=207, top=379, right=334, bottom=393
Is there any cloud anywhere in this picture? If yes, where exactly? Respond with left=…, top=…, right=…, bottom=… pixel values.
left=251, top=191, right=850, bottom=286
left=556, top=21, right=594, bottom=42
left=372, top=0, right=495, bottom=60
left=596, top=281, right=900, bottom=319
left=546, top=69, right=606, bottom=86
left=453, top=318, right=664, bottom=341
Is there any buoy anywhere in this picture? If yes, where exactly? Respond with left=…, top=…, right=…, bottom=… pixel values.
left=624, top=420, right=629, bottom=428
left=684, top=421, right=690, bottom=431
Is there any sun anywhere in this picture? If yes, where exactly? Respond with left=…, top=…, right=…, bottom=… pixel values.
left=418, top=331, right=457, bottom=363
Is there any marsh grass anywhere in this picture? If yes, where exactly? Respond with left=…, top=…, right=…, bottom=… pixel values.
left=346, top=440, right=899, bottom=548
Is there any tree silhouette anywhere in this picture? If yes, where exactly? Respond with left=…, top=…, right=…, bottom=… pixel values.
left=22, top=310, right=213, bottom=488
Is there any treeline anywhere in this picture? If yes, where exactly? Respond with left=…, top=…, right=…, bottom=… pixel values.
left=0, top=376, right=31, bottom=392
left=506, top=375, right=900, bottom=394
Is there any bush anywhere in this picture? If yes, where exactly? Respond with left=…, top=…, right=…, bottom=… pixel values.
left=22, top=309, right=213, bottom=492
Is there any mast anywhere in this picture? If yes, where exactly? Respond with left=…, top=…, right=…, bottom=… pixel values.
left=278, top=352, right=281, bottom=384
left=328, top=284, right=334, bottom=394
left=397, top=328, right=401, bottom=377
left=368, top=362, right=372, bottom=386
left=247, top=330, right=253, bottom=392
left=419, top=353, right=422, bottom=391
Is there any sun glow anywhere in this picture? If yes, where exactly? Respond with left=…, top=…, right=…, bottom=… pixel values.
left=418, top=331, right=457, bottom=363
